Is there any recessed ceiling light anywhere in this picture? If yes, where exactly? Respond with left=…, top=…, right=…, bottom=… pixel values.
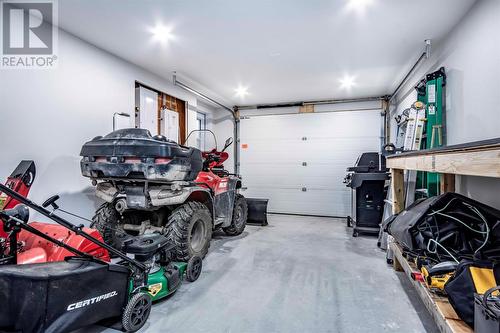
left=235, top=86, right=249, bottom=98
left=339, top=75, right=356, bottom=89
left=150, top=24, right=173, bottom=43
left=345, top=0, right=374, bottom=15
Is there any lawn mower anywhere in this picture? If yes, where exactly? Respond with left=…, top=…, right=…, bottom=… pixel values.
left=0, top=182, right=202, bottom=333
left=80, top=128, right=249, bottom=260
left=0, top=161, right=109, bottom=264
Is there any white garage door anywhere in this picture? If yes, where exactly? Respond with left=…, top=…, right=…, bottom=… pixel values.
left=240, top=110, right=381, bottom=217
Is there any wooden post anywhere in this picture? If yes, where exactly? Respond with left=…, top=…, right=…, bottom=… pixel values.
left=391, top=168, right=405, bottom=214
left=440, top=173, right=455, bottom=194
left=392, top=255, right=404, bottom=272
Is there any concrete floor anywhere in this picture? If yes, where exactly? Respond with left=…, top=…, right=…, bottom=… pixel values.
left=84, top=214, right=438, bottom=333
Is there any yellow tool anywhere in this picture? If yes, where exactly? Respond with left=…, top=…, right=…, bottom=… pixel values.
left=420, top=261, right=458, bottom=292
left=421, top=266, right=453, bottom=290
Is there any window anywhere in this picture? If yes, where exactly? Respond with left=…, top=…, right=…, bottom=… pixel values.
left=196, top=112, right=207, bottom=150
left=196, top=112, right=207, bottom=131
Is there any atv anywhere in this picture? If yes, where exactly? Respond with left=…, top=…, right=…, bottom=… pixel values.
left=80, top=128, right=248, bottom=261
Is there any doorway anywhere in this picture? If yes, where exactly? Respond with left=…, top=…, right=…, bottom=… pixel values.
left=135, top=82, right=186, bottom=143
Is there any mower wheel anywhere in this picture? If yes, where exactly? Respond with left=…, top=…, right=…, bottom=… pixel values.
left=186, top=255, right=203, bottom=282
left=166, top=201, right=212, bottom=261
left=122, top=292, right=152, bottom=332
left=223, top=194, right=248, bottom=236
left=91, top=203, right=120, bottom=249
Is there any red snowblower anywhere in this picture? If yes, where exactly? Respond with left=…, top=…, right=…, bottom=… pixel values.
left=0, top=161, right=109, bottom=264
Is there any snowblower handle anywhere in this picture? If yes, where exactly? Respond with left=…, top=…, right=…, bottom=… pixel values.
left=42, top=194, right=60, bottom=209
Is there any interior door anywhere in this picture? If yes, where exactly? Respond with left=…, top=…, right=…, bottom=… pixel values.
left=239, top=110, right=381, bottom=217
left=162, top=109, right=180, bottom=142
left=138, top=87, right=159, bottom=135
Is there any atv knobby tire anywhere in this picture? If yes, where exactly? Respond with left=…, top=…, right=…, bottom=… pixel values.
left=166, top=201, right=212, bottom=261
left=91, top=202, right=120, bottom=249
left=223, top=194, right=248, bottom=236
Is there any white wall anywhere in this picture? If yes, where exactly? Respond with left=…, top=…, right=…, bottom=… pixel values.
left=0, top=28, right=217, bottom=219
left=390, top=0, right=500, bottom=209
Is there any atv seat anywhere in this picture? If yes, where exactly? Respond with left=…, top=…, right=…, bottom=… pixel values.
left=118, top=233, right=174, bottom=262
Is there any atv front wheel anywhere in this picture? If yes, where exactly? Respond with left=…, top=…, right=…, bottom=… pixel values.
left=223, top=194, right=248, bottom=236
left=166, top=201, right=212, bottom=261
left=122, top=292, right=152, bottom=332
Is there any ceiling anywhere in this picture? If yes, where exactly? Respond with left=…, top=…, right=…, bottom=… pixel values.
left=58, top=0, right=476, bottom=106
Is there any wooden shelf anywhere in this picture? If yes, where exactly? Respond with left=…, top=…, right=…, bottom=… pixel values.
left=386, top=139, right=500, bottom=214
left=390, top=242, right=472, bottom=333
left=386, top=146, right=500, bottom=178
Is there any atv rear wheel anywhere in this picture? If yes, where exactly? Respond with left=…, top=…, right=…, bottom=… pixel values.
left=165, top=201, right=212, bottom=261
left=223, top=194, right=248, bottom=236
left=91, top=203, right=121, bottom=249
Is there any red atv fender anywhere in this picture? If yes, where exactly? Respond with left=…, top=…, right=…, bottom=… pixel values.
left=196, top=170, right=242, bottom=228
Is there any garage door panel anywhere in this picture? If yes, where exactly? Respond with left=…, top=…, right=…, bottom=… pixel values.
left=240, top=139, right=378, bottom=160
left=240, top=110, right=380, bottom=140
left=242, top=164, right=350, bottom=187
left=241, top=187, right=351, bottom=216
left=240, top=110, right=380, bottom=216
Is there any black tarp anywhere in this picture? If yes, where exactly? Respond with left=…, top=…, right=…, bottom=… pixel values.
left=387, top=192, right=500, bottom=262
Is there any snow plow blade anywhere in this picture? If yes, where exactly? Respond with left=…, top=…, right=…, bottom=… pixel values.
left=246, top=198, right=268, bottom=226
